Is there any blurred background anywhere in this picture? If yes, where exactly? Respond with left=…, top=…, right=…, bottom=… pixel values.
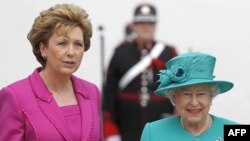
left=0, top=0, right=249, bottom=124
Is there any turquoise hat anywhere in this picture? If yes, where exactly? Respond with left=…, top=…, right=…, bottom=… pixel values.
left=155, top=52, right=233, bottom=96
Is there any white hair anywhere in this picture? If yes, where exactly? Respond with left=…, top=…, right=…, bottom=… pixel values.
left=164, top=83, right=220, bottom=106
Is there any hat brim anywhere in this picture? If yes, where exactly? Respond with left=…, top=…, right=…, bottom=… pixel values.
left=155, top=79, right=233, bottom=96
left=134, top=16, right=157, bottom=23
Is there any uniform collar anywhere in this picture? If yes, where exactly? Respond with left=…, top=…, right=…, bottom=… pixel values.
left=133, top=39, right=156, bottom=49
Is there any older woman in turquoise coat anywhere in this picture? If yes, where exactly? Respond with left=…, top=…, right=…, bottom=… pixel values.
left=140, top=52, right=238, bottom=141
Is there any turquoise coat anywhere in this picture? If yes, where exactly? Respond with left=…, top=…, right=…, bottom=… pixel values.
left=141, top=115, right=237, bottom=141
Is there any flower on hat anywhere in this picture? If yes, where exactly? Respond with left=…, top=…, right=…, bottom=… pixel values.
left=158, top=64, right=190, bottom=88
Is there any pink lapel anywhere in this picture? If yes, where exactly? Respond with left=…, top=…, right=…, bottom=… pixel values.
left=29, top=68, right=73, bottom=141
left=71, top=76, right=94, bottom=141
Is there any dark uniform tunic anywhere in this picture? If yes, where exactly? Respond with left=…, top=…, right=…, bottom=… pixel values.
left=102, top=40, right=178, bottom=141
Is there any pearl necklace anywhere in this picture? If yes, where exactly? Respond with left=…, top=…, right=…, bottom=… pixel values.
left=180, top=115, right=212, bottom=137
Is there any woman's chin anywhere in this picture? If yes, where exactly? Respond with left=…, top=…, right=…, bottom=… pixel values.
left=60, top=68, right=77, bottom=75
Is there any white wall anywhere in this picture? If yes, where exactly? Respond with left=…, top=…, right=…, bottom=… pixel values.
left=0, top=0, right=249, bottom=124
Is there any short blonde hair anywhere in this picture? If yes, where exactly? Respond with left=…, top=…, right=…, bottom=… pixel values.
left=27, top=3, right=92, bottom=67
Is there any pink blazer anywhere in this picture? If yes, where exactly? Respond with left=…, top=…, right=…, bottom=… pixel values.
left=0, top=68, right=104, bottom=141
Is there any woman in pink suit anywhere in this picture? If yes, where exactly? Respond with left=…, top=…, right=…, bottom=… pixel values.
left=0, top=3, right=103, bottom=141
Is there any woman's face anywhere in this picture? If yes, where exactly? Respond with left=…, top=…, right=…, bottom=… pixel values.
left=173, top=84, right=212, bottom=125
left=40, top=26, right=84, bottom=76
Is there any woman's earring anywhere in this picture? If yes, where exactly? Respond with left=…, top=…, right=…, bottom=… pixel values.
left=42, top=55, right=47, bottom=60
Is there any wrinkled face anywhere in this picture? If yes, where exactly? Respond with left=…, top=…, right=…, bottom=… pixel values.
left=173, top=84, right=212, bottom=125
left=133, top=22, right=156, bottom=41
left=40, top=26, right=84, bottom=76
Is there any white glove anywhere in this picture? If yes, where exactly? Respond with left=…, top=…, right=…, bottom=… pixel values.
left=105, top=135, right=121, bottom=141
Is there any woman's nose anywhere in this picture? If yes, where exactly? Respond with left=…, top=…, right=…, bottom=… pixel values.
left=190, top=95, right=199, bottom=106
left=67, top=44, right=75, bottom=57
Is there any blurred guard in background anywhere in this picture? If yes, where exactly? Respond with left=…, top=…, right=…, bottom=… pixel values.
left=102, top=3, right=178, bottom=141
